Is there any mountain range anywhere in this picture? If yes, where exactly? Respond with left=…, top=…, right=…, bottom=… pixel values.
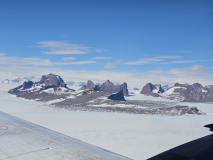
left=6, top=73, right=204, bottom=115
left=0, top=76, right=38, bottom=84
left=8, top=73, right=127, bottom=102
left=140, top=82, right=213, bottom=103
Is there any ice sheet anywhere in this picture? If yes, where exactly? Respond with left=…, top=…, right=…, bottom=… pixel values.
left=0, top=84, right=213, bottom=159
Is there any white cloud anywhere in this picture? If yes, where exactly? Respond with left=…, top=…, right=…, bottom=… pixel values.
left=172, top=60, right=194, bottom=64
left=104, top=59, right=122, bottom=69
left=91, top=57, right=112, bottom=60
left=0, top=55, right=53, bottom=66
left=36, top=41, right=104, bottom=55
left=124, top=56, right=181, bottom=65
left=0, top=64, right=212, bottom=88
left=0, top=54, right=96, bottom=66
left=169, top=65, right=208, bottom=76
left=0, top=53, right=5, bottom=56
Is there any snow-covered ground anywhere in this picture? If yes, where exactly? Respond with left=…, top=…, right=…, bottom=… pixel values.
left=0, top=84, right=212, bottom=159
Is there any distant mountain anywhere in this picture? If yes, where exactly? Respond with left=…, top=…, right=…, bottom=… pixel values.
left=66, top=81, right=86, bottom=86
left=161, top=85, right=170, bottom=91
left=0, top=76, right=38, bottom=84
left=140, top=82, right=213, bottom=103
left=8, top=73, right=126, bottom=102
left=132, top=88, right=139, bottom=90
left=7, top=74, right=203, bottom=115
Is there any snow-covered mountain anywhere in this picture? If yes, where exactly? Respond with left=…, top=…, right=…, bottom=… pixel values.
left=140, top=82, right=213, bottom=103
left=161, top=85, right=170, bottom=91
left=0, top=76, right=38, bottom=84
left=7, top=74, right=203, bottom=115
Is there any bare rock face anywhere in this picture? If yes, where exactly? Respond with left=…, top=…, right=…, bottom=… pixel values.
left=119, top=82, right=129, bottom=96
left=99, top=80, right=129, bottom=96
left=8, top=73, right=73, bottom=102
left=140, top=83, right=154, bottom=94
left=99, top=80, right=116, bottom=92
left=140, top=83, right=164, bottom=96
left=81, top=80, right=129, bottom=96
left=22, top=81, right=34, bottom=90
left=80, top=80, right=98, bottom=90
left=38, top=73, right=66, bottom=88
left=108, top=90, right=126, bottom=101
left=209, top=86, right=213, bottom=95
left=141, top=82, right=213, bottom=103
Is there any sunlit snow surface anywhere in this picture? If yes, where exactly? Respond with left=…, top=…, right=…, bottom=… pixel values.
left=0, top=84, right=213, bottom=160
left=0, top=112, right=130, bottom=160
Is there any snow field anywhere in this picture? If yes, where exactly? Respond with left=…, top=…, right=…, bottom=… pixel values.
left=0, top=84, right=213, bottom=159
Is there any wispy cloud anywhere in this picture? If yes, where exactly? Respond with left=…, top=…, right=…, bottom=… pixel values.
left=172, top=60, right=194, bottom=64
left=172, top=59, right=213, bottom=64
left=1, top=64, right=212, bottom=88
left=91, top=57, right=112, bottom=60
left=0, top=52, right=5, bottom=56
left=169, top=65, right=208, bottom=76
left=104, top=59, right=122, bottom=69
left=0, top=54, right=96, bottom=66
left=0, top=54, right=53, bottom=66
left=124, top=56, right=181, bottom=65
left=36, top=41, right=104, bottom=55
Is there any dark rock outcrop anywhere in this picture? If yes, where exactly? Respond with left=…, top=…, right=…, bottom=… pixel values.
left=140, top=83, right=164, bottom=97
left=38, top=73, right=67, bottom=88
left=80, top=80, right=99, bottom=90
left=140, top=83, right=155, bottom=94
left=80, top=80, right=129, bottom=96
left=99, top=80, right=129, bottom=96
left=140, top=82, right=213, bottom=103
left=120, top=82, right=128, bottom=96
left=8, top=73, right=73, bottom=102
left=108, top=90, right=126, bottom=101
left=99, top=80, right=116, bottom=92
left=22, top=81, right=34, bottom=90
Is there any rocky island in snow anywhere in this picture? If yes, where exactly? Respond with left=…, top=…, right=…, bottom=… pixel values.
left=140, top=82, right=213, bottom=103
left=7, top=73, right=204, bottom=116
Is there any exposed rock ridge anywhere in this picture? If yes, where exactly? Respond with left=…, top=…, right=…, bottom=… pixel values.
left=80, top=80, right=129, bottom=96
left=140, top=82, right=213, bottom=103
left=37, top=73, right=67, bottom=88
left=108, top=90, right=126, bottom=101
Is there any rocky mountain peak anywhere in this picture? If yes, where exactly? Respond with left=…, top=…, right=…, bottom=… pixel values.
left=22, top=81, right=34, bottom=90
left=38, top=73, right=66, bottom=88
left=99, top=80, right=128, bottom=96
left=141, top=83, right=164, bottom=94
left=80, top=80, right=97, bottom=90
left=103, top=80, right=115, bottom=87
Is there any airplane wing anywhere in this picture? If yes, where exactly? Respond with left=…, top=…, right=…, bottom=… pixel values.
left=147, top=124, right=213, bottom=160
left=0, top=111, right=131, bottom=160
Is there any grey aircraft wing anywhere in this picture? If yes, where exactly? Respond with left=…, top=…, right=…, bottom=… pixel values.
left=147, top=124, right=213, bottom=160
left=0, top=111, right=131, bottom=160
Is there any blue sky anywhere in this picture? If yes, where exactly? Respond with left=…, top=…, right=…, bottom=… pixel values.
left=0, top=0, right=213, bottom=86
